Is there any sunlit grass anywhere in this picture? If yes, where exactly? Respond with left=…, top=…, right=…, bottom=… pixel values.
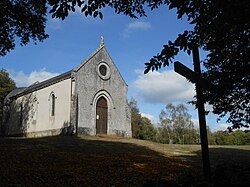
left=0, top=135, right=249, bottom=186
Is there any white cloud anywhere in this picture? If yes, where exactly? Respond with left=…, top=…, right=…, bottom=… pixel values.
left=128, top=21, right=151, bottom=29
left=133, top=69, right=195, bottom=104
left=141, top=112, right=159, bottom=125
left=192, top=119, right=230, bottom=132
left=192, top=118, right=200, bottom=129
left=123, top=21, right=151, bottom=38
left=211, top=123, right=249, bottom=132
left=211, top=123, right=229, bottom=132
left=11, top=69, right=60, bottom=87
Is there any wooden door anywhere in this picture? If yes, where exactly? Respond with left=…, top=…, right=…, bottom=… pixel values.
left=96, top=97, right=107, bottom=134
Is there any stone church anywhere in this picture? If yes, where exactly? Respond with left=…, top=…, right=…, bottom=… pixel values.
left=3, top=38, right=132, bottom=137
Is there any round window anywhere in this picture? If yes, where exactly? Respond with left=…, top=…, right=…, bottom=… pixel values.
left=99, top=65, right=107, bottom=76
left=97, top=62, right=111, bottom=80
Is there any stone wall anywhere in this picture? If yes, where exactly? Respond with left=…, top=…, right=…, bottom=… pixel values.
left=4, top=78, right=72, bottom=136
left=75, top=46, right=132, bottom=137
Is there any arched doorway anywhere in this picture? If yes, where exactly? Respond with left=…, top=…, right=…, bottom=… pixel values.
left=96, top=96, right=108, bottom=134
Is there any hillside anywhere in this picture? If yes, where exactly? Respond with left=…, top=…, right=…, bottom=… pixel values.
left=0, top=135, right=250, bottom=186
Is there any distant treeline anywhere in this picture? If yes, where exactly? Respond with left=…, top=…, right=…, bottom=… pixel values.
left=138, top=121, right=250, bottom=145
left=207, top=130, right=250, bottom=145
left=129, top=99, right=250, bottom=145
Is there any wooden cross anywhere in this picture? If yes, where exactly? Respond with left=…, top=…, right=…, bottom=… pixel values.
left=174, top=46, right=211, bottom=182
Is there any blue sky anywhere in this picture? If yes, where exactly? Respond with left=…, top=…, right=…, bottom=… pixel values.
left=1, top=6, right=229, bottom=131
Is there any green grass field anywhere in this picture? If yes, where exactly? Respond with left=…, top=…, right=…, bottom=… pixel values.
left=0, top=135, right=250, bottom=186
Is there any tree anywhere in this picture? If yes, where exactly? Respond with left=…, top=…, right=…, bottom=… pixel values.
left=211, top=130, right=250, bottom=145
left=156, top=127, right=170, bottom=144
left=207, top=126, right=216, bottom=145
left=158, top=107, right=174, bottom=144
left=128, top=97, right=141, bottom=138
left=159, top=103, right=196, bottom=144
left=138, top=116, right=156, bottom=141
left=2, top=1, right=249, bottom=131
left=0, top=0, right=48, bottom=56
left=0, top=69, right=16, bottom=134
left=143, top=0, right=249, bottom=131
left=183, top=126, right=199, bottom=144
left=1, top=0, right=153, bottom=56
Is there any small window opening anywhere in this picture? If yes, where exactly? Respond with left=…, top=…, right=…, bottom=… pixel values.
left=51, top=94, right=55, bottom=116
left=99, top=65, right=107, bottom=76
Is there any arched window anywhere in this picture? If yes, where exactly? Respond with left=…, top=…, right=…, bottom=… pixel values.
left=32, top=98, right=38, bottom=122
left=50, top=92, right=56, bottom=117
left=18, top=103, right=23, bottom=127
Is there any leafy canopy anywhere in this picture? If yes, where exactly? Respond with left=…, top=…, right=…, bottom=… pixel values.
left=159, top=103, right=196, bottom=144
left=0, top=69, right=16, bottom=128
left=138, top=116, right=157, bottom=141
left=0, top=0, right=48, bottom=56
left=1, top=0, right=249, bottom=130
left=128, top=97, right=142, bottom=138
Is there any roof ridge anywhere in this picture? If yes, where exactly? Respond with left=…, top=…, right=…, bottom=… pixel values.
left=74, top=45, right=105, bottom=72
left=9, top=70, right=72, bottom=99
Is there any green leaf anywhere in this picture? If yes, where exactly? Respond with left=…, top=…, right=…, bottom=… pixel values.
left=144, top=68, right=150, bottom=74
left=93, top=11, right=98, bottom=18
left=169, top=3, right=175, bottom=10
left=99, top=12, right=103, bottom=19
left=81, top=4, right=87, bottom=12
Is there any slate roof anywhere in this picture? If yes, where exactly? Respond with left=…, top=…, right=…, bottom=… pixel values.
left=6, top=38, right=127, bottom=101
left=6, top=45, right=105, bottom=101
left=8, top=70, right=72, bottom=100
left=4, top=87, right=27, bottom=104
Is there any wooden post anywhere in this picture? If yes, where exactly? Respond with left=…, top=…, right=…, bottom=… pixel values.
left=174, top=46, right=212, bottom=182
left=192, top=46, right=211, bottom=182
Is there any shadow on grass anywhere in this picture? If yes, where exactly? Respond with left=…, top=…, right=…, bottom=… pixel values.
left=0, top=136, right=202, bottom=187
left=1, top=136, right=250, bottom=186
left=181, top=146, right=250, bottom=186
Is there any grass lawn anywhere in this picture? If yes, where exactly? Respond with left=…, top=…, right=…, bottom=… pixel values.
left=0, top=135, right=250, bottom=186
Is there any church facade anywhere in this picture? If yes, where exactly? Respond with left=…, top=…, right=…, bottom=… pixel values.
left=2, top=39, right=132, bottom=137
